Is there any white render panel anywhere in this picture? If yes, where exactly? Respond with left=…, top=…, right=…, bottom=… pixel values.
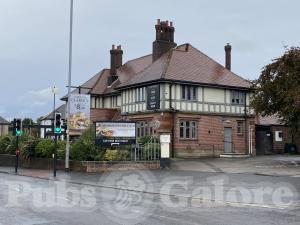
left=176, top=102, right=180, bottom=110
left=204, top=87, right=225, bottom=103
left=221, top=105, right=225, bottom=112
left=225, top=89, right=231, bottom=104
left=226, top=106, right=231, bottom=113
left=231, top=106, right=236, bottom=113
left=91, top=97, right=95, bottom=108
left=204, top=104, right=209, bottom=111
left=198, top=104, right=203, bottom=111
left=104, top=97, right=110, bottom=108
left=198, top=87, right=203, bottom=102
left=164, top=83, right=170, bottom=99
left=182, top=102, right=186, bottom=111
left=117, top=96, right=121, bottom=106
left=175, top=85, right=180, bottom=100
left=192, top=103, right=197, bottom=111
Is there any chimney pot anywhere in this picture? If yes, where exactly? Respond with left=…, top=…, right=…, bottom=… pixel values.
left=152, top=19, right=177, bottom=62
left=112, top=44, right=115, bottom=50
left=170, top=21, right=173, bottom=27
left=224, top=43, right=232, bottom=70
left=117, top=45, right=121, bottom=50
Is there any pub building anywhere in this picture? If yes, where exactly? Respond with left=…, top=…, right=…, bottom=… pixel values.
left=62, top=19, right=256, bottom=157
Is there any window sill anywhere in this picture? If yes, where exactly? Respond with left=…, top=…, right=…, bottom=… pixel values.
left=179, top=138, right=198, bottom=141
left=180, top=99, right=198, bottom=102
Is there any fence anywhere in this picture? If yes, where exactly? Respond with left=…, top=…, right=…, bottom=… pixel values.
left=131, top=137, right=160, bottom=161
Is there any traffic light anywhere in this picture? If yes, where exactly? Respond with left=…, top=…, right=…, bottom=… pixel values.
left=54, top=113, right=62, bottom=134
left=15, top=119, right=22, bottom=136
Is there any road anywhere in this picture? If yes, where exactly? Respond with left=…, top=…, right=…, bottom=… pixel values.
left=0, top=169, right=299, bottom=225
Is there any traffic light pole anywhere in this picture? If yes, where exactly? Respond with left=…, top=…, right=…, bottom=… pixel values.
left=53, top=134, right=57, bottom=177
left=15, top=135, right=19, bottom=173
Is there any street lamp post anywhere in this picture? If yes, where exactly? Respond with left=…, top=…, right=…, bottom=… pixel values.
left=65, top=0, right=74, bottom=171
left=52, top=86, right=59, bottom=177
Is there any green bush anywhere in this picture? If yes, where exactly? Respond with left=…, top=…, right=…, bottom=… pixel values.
left=70, top=126, right=98, bottom=161
left=104, top=149, right=130, bottom=161
left=0, top=135, right=16, bottom=155
left=21, top=138, right=39, bottom=159
left=57, top=140, right=66, bottom=159
left=35, top=139, right=54, bottom=158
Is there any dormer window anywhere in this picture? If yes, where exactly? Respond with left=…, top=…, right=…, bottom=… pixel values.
left=181, top=85, right=197, bottom=101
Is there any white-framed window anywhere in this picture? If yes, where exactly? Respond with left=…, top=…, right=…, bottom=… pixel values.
left=136, top=121, right=153, bottom=137
left=231, top=91, right=245, bottom=105
left=179, top=120, right=197, bottom=139
left=237, top=121, right=244, bottom=135
left=135, top=87, right=145, bottom=102
left=181, top=85, right=197, bottom=101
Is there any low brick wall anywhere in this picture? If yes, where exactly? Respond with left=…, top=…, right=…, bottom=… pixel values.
left=0, top=154, right=85, bottom=171
left=0, top=154, right=160, bottom=172
left=83, top=161, right=160, bottom=172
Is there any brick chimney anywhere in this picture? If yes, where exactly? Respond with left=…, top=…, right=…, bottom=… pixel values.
left=224, top=43, right=232, bottom=70
left=108, top=44, right=123, bottom=86
left=152, top=19, right=177, bottom=62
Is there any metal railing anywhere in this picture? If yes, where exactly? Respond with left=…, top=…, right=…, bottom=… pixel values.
left=131, top=137, right=160, bottom=161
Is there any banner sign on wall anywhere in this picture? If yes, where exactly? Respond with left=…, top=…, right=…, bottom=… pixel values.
left=69, top=94, right=90, bottom=130
left=146, top=84, right=160, bottom=110
left=95, top=122, right=136, bottom=146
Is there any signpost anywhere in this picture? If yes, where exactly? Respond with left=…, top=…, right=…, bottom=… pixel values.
left=95, top=122, right=136, bottom=146
left=146, top=84, right=160, bottom=110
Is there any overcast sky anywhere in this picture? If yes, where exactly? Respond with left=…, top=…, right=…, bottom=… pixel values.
left=0, top=0, right=299, bottom=121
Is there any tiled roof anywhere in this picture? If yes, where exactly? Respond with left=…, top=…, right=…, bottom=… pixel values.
left=119, top=44, right=251, bottom=89
left=0, top=116, right=9, bottom=124
left=90, top=54, right=152, bottom=95
left=61, top=70, right=103, bottom=100
left=61, top=43, right=251, bottom=99
left=42, top=104, right=66, bottom=121
left=258, top=115, right=284, bottom=126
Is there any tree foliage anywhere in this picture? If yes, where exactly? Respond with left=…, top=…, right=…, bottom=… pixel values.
left=251, top=47, right=300, bottom=139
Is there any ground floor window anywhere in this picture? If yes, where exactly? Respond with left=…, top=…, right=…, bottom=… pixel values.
left=237, top=121, right=244, bottom=135
left=136, top=121, right=153, bottom=137
left=180, top=120, right=197, bottom=139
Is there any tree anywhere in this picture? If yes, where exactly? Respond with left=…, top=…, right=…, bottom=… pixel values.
left=251, top=47, right=300, bottom=141
left=36, top=116, right=44, bottom=125
left=22, top=118, right=35, bottom=125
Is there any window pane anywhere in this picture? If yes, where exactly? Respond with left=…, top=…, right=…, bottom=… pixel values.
left=193, top=87, right=197, bottom=100
left=181, top=86, right=186, bottom=99
left=187, top=87, right=191, bottom=100
left=180, top=126, right=184, bottom=138
left=186, top=127, right=190, bottom=138
left=137, top=127, right=140, bottom=137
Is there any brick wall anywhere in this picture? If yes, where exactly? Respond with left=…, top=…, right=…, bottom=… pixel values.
left=271, top=126, right=291, bottom=153
left=90, top=108, right=118, bottom=122
left=173, top=114, right=255, bottom=157
left=124, top=112, right=256, bottom=158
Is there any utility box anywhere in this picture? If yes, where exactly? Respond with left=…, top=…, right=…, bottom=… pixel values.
left=160, top=134, right=171, bottom=168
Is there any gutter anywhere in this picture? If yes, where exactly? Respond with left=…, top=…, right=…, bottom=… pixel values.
left=116, top=78, right=254, bottom=92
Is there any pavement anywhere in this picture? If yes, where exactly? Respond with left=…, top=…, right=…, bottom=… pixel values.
left=0, top=155, right=299, bottom=225
left=171, top=155, right=300, bottom=177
